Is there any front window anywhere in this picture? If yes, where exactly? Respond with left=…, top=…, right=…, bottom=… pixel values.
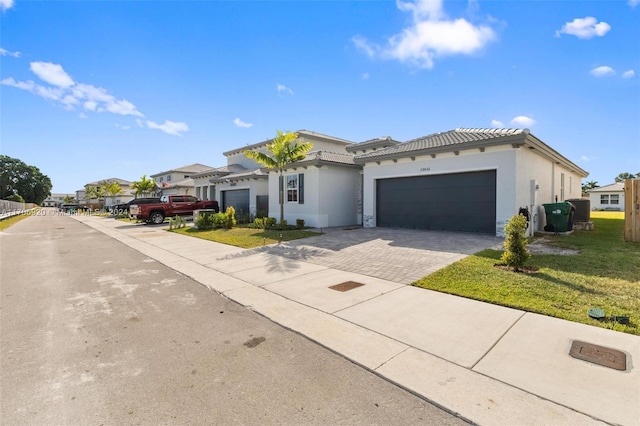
left=287, top=175, right=298, bottom=202
left=600, top=194, right=609, bottom=205
left=610, top=194, right=619, bottom=205
left=167, top=175, right=172, bottom=182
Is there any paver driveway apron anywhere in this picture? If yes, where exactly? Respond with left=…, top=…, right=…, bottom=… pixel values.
left=256, top=227, right=502, bottom=284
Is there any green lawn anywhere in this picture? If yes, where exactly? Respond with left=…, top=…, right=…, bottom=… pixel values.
left=413, top=212, right=640, bottom=335
left=170, top=225, right=320, bottom=249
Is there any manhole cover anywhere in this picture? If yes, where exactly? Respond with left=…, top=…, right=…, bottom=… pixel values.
left=569, top=340, right=627, bottom=371
left=329, top=281, right=364, bottom=292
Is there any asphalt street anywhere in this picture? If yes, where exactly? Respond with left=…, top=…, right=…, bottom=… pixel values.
left=0, top=211, right=467, bottom=425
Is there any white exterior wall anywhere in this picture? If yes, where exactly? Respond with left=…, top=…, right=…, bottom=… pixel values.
left=589, top=191, right=625, bottom=210
left=216, top=179, right=268, bottom=215
left=193, top=176, right=216, bottom=200
left=514, top=148, right=585, bottom=233
left=361, top=146, right=518, bottom=237
left=267, top=166, right=360, bottom=228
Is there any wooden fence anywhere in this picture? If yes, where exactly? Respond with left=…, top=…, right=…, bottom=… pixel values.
left=624, top=179, right=640, bottom=242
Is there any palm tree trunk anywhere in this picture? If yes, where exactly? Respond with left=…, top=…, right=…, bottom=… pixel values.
left=278, top=172, right=284, bottom=224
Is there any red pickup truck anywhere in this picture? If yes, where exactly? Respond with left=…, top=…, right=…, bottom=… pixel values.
left=130, top=195, right=219, bottom=224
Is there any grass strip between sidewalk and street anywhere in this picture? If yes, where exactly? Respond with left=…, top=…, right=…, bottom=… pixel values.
left=412, top=212, right=639, bottom=335
left=0, top=210, right=40, bottom=231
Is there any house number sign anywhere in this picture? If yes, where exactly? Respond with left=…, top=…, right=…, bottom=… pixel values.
left=419, top=167, right=430, bottom=172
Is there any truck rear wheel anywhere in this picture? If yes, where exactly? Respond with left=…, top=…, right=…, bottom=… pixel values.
left=149, top=211, right=165, bottom=225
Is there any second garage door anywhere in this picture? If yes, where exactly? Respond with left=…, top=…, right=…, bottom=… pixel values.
left=376, top=170, right=496, bottom=234
left=222, top=189, right=250, bottom=216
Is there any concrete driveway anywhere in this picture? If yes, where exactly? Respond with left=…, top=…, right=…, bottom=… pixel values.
left=256, top=227, right=503, bottom=285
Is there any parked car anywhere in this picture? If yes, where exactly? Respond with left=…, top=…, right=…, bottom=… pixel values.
left=59, top=203, right=81, bottom=213
left=129, top=195, right=219, bottom=224
left=112, top=197, right=161, bottom=217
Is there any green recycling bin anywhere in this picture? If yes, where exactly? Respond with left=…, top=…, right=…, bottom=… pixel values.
left=543, top=202, right=575, bottom=232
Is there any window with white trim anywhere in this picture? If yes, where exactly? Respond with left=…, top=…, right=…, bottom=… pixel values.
left=610, top=194, right=619, bottom=205
left=285, top=173, right=304, bottom=204
left=286, top=175, right=298, bottom=202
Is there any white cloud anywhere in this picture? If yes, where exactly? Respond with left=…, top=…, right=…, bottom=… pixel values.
left=490, top=119, right=504, bottom=127
left=510, top=115, right=536, bottom=127
left=146, top=120, right=189, bottom=136
left=3, top=60, right=189, bottom=135
left=580, top=155, right=593, bottom=162
left=590, top=65, right=615, bottom=77
left=0, top=47, right=20, bottom=57
left=629, top=0, right=639, bottom=7
left=30, top=62, right=75, bottom=88
left=0, top=0, right=14, bottom=11
left=114, top=123, right=131, bottom=130
left=276, top=83, right=294, bottom=95
left=622, top=69, right=636, bottom=79
left=362, top=72, right=370, bottom=80
left=353, top=0, right=497, bottom=69
left=555, top=17, right=610, bottom=39
left=233, top=117, right=253, bottom=128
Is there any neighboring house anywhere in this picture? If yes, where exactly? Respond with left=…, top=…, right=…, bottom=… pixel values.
left=152, top=163, right=214, bottom=196
left=196, top=130, right=356, bottom=225
left=352, top=128, right=588, bottom=237
left=588, top=182, right=625, bottom=211
left=42, top=193, right=75, bottom=207
left=76, top=178, right=135, bottom=209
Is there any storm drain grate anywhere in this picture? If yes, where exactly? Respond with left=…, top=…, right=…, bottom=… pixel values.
left=569, top=340, right=627, bottom=371
left=329, top=281, right=364, bottom=292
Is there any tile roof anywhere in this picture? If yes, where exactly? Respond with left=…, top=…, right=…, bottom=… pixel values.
left=354, top=128, right=528, bottom=161
left=299, top=151, right=356, bottom=165
left=191, top=164, right=247, bottom=178
left=151, top=163, right=214, bottom=177
left=346, top=136, right=402, bottom=153
left=588, top=182, right=625, bottom=192
left=223, top=130, right=353, bottom=156
left=209, top=168, right=268, bottom=183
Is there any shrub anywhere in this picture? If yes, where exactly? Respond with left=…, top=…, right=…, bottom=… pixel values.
left=196, top=212, right=216, bottom=230
left=6, top=194, right=25, bottom=203
left=296, top=219, right=305, bottom=229
left=500, top=213, right=530, bottom=270
left=169, top=215, right=187, bottom=230
left=249, top=217, right=276, bottom=229
left=223, top=206, right=236, bottom=229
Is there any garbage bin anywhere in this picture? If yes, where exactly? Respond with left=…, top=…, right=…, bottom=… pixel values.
left=543, top=202, right=575, bottom=232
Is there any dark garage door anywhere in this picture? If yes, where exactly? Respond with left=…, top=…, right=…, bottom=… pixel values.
left=222, top=189, right=250, bottom=216
left=376, top=170, right=496, bottom=234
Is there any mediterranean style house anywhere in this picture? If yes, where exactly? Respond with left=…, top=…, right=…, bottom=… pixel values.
left=167, top=127, right=589, bottom=237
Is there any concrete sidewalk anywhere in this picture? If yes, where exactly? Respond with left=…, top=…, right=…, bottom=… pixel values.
left=73, top=215, right=639, bottom=426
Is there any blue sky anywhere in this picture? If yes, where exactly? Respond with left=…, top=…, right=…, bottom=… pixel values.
left=1, top=0, right=638, bottom=194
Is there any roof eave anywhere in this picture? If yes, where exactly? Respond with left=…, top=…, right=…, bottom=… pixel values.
left=354, top=134, right=527, bottom=164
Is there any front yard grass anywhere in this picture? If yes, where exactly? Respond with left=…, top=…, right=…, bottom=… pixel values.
left=413, top=212, right=640, bottom=335
left=170, top=225, right=320, bottom=249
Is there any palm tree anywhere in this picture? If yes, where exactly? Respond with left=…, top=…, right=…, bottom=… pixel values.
left=581, top=180, right=599, bottom=195
left=131, top=175, right=156, bottom=197
left=615, top=172, right=638, bottom=182
left=84, top=184, right=105, bottom=208
left=244, top=130, right=313, bottom=223
left=101, top=180, right=123, bottom=207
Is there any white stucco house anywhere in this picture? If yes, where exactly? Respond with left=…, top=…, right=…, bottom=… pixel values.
left=352, top=128, right=588, bottom=237
left=152, top=163, right=214, bottom=196
left=194, top=130, right=357, bottom=226
left=76, top=178, right=135, bottom=209
left=191, top=127, right=588, bottom=236
left=588, top=182, right=625, bottom=211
